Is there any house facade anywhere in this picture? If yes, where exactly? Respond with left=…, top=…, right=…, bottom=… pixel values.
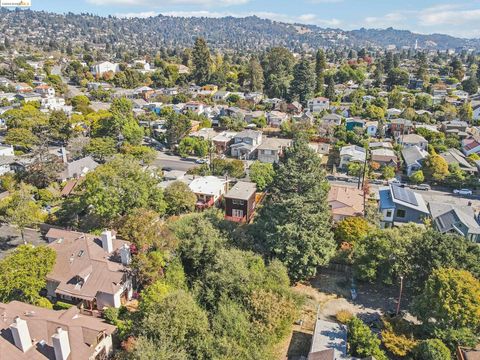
left=379, top=185, right=429, bottom=227
left=257, top=137, right=291, bottom=163
left=339, top=145, right=366, bottom=169
left=429, top=202, right=480, bottom=243
left=402, top=146, right=428, bottom=176
left=307, top=97, right=330, bottom=113
left=224, top=181, right=257, bottom=223
left=230, top=130, right=262, bottom=159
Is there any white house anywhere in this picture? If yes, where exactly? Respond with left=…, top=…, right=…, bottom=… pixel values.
left=397, top=134, right=428, bottom=151
left=339, top=145, right=366, bottom=169
left=365, top=121, right=378, bottom=137
left=189, top=176, right=228, bottom=207
left=184, top=101, right=205, bottom=115
left=307, top=97, right=330, bottom=113
left=91, top=61, right=120, bottom=77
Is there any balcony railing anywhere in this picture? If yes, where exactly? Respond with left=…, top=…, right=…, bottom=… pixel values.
left=224, top=215, right=247, bottom=223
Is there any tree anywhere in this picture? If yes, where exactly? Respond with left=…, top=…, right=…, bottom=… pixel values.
left=5, top=128, right=38, bottom=151
left=347, top=317, right=387, bottom=360
left=410, top=170, right=425, bottom=184
left=262, top=47, right=295, bottom=99
left=122, top=336, right=187, bottom=360
left=461, top=77, right=478, bottom=95
left=334, top=217, right=371, bottom=245
left=325, top=76, right=336, bottom=101
left=315, top=49, right=326, bottom=94
left=85, top=137, right=117, bottom=163
left=249, top=161, right=275, bottom=191
left=80, top=156, right=166, bottom=223
left=0, top=184, right=45, bottom=244
left=412, top=268, right=480, bottom=333
left=382, top=166, right=396, bottom=180
left=413, top=339, right=451, bottom=360
left=386, top=68, right=409, bottom=89
left=253, top=139, right=335, bottom=282
left=248, top=56, right=264, bottom=92
left=424, top=154, right=449, bottom=182
left=164, top=181, right=197, bottom=216
left=192, top=37, right=211, bottom=85
left=121, top=144, right=157, bottom=166
left=347, top=162, right=363, bottom=177
left=290, top=57, right=315, bottom=105
left=0, top=245, right=56, bottom=304
left=48, top=110, right=75, bottom=144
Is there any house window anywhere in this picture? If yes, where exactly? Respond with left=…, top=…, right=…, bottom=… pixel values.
left=232, top=199, right=244, bottom=205
left=232, top=209, right=244, bottom=218
left=386, top=210, right=392, bottom=218
left=396, top=209, right=406, bottom=218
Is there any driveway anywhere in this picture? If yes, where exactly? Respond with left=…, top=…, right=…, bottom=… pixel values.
left=0, top=225, right=45, bottom=259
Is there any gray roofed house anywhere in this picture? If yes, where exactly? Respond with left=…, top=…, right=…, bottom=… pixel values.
left=225, top=181, right=256, bottom=200
left=308, top=317, right=350, bottom=360
left=401, top=146, right=428, bottom=176
left=379, top=184, right=429, bottom=227
left=440, top=148, right=477, bottom=174
left=429, top=202, right=480, bottom=243
left=230, top=130, right=262, bottom=159
left=339, top=145, right=366, bottom=169
left=257, top=137, right=292, bottom=163
left=397, top=133, right=428, bottom=150
left=59, top=156, right=99, bottom=181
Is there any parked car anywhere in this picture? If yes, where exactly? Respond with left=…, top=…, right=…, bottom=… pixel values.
left=416, top=184, right=431, bottom=191
left=195, top=158, right=210, bottom=164
left=161, top=167, right=173, bottom=172
left=326, top=175, right=336, bottom=181
left=453, top=189, right=473, bottom=196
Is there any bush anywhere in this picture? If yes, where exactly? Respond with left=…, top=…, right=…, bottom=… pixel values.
left=336, top=309, right=354, bottom=324
left=413, top=339, right=451, bottom=360
left=34, top=297, right=53, bottom=309
left=53, top=301, right=73, bottom=310
left=348, top=317, right=387, bottom=360
left=381, top=329, right=417, bottom=357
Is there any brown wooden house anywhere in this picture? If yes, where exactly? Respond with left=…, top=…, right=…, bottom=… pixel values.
left=224, top=181, right=257, bottom=223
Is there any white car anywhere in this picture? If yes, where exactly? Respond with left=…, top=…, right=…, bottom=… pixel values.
left=453, top=189, right=473, bottom=196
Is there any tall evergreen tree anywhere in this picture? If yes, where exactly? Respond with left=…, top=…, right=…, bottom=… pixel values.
left=253, top=138, right=335, bottom=282
left=262, top=47, right=295, bottom=99
left=315, top=49, right=327, bottom=94
left=192, top=37, right=211, bottom=85
left=290, top=57, right=315, bottom=105
left=248, top=56, right=264, bottom=92
left=325, top=76, right=336, bottom=102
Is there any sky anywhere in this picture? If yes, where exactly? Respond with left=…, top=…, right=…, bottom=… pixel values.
left=27, top=0, right=480, bottom=39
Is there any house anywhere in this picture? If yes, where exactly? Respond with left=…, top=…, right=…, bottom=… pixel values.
left=429, top=202, right=480, bottom=243
left=321, top=113, right=342, bottom=126
left=34, top=84, right=55, bottom=98
left=15, top=83, right=33, bottom=93
left=365, top=120, right=378, bottom=137
left=45, top=229, right=133, bottom=310
left=256, top=137, right=291, bottom=163
left=0, top=300, right=116, bottom=360
left=442, top=120, right=468, bottom=137
left=0, top=145, right=14, bottom=156
left=345, top=118, right=365, bottom=131
left=307, top=97, right=330, bottom=113
left=267, top=111, right=289, bottom=128
left=58, top=157, right=99, bottom=182
left=369, top=141, right=393, bottom=150
left=308, top=317, right=349, bottom=360
left=402, top=146, right=428, bottom=176
left=184, top=101, right=205, bottom=115
left=371, top=148, right=398, bottom=167
left=190, top=127, right=218, bottom=140
left=16, top=93, right=42, bottom=103
left=230, top=130, right=263, bottom=159
left=440, top=148, right=478, bottom=174
left=339, top=145, right=366, bottom=169
left=287, top=101, right=302, bottom=114
left=387, top=108, right=402, bottom=119
left=224, top=181, right=257, bottom=223
left=328, top=185, right=364, bottom=222
left=189, top=176, right=228, bottom=209
left=389, top=118, right=413, bottom=138
left=397, top=133, right=428, bottom=150
left=462, top=138, right=480, bottom=156
left=379, top=185, right=429, bottom=227
left=457, top=346, right=480, bottom=360
left=90, top=61, right=120, bottom=77
left=212, top=131, right=237, bottom=153
left=212, top=90, right=230, bottom=102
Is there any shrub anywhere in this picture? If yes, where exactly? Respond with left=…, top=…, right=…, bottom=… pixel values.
left=381, top=329, right=417, bottom=357
left=413, top=339, right=451, bottom=360
left=336, top=309, right=354, bottom=324
left=53, top=301, right=73, bottom=310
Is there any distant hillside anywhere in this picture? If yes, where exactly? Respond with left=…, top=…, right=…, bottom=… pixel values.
left=0, top=9, right=479, bottom=52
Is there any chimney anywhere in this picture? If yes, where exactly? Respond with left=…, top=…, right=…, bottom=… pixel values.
left=101, top=230, right=113, bottom=253
left=51, top=327, right=71, bottom=360
left=9, top=316, right=32, bottom=352
left=120, top=243, right=131, bottom=265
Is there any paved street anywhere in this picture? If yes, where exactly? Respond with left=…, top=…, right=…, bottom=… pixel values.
left=152, top=152, right=198, bottom=172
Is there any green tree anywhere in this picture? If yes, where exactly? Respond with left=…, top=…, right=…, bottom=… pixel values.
left=334, top=217, right=371, bottom=245
left=382, top=165, right=396, bottom=180
left=0, top=184, right=45, bottom=244
left=413, top=339, right=451, bottom=360
left=410, top=170, right=425, bottom=184
left=424, top=154, right=449, bottom=182
left=249, top=161, right=275, bottom=191
left=290, top=57, right=315, bottom=105
left=386, top=68, right=409, bottom=89
left=80, top=156, right=167, bottom=223
left=461, top=77, right=478, bottom=95
left=0, top=245, right=56, bottom=303
left=84, top=137, right=117, bottom=163
left=192, top=37, right=212, bottom=85
left=253, top=139, right=335, bottom=282
left=248, top=56, right=264, bottom=92
left=164, top=181, right=197, bottom=216
left=347, top=317, right=387, bottom=360
left=5, top=128, right=39, bottom=151
left=262, top=47, right=295, bottom=99
left=315, top=49, right=326, bottom=94
left=412, top=268, right=480, bottom=333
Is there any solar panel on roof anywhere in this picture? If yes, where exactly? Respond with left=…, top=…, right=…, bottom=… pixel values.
left=391, top=185, right=418, bottom=206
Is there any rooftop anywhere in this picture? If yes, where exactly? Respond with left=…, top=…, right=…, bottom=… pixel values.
left=225, top=181, right=257, bottom=200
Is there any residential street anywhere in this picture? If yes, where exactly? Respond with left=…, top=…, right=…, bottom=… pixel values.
left=152, top=151, right=198, bottom=172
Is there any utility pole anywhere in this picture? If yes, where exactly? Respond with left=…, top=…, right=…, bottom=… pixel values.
left=396, top=275, right=404, bottom=316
